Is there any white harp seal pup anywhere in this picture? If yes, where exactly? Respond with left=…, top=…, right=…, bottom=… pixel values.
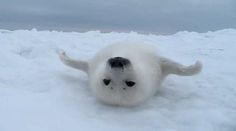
left=59, top=42, right=202, bottom=106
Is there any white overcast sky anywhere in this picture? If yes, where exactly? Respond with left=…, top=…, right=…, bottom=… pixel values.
left=0, top=0, right=235, bottom=34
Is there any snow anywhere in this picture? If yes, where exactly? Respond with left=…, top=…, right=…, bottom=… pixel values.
left=0, top=29, right=236, bottom=131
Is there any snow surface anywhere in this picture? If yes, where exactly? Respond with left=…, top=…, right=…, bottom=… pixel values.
left=0, top=29, right=236, bottom=131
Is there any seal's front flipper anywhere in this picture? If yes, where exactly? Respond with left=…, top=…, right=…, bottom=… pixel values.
left=59, top=52, right=88, bottom=73
left=160, top=57, right=202, bottom=77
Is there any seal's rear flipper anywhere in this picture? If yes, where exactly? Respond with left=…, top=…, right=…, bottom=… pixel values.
left=59, top=52, right=88, bottom=73
left=160, top=57, right=202, bottom=77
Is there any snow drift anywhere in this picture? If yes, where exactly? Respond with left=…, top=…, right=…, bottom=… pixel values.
left=0, top=29, right=236, bottom=131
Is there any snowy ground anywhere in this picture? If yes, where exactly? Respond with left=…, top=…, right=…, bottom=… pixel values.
left=0, top=29, right=236, bottom=131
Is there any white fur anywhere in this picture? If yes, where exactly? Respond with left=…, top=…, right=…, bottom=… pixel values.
left=60, top=42, right=202, bottom=106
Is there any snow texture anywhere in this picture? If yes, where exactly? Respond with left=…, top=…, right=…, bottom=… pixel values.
left=0, top=29, right=236, bottom=131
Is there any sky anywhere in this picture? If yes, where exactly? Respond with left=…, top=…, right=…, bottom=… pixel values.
left=0, top=0, right=236, bottom=34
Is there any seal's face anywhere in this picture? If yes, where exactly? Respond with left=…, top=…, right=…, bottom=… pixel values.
left=103, top=57, right=136, bottom=91
left=89, top=56, right=156, bottom=106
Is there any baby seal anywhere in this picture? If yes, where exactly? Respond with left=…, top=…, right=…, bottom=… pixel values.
left=59, top=42, right=202, bottom=106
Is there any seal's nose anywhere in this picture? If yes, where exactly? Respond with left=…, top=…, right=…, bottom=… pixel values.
left=108, top=57, right=130, bottom=68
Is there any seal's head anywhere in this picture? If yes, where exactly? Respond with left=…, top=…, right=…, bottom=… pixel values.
left=89, top=54, right=161, bottom=106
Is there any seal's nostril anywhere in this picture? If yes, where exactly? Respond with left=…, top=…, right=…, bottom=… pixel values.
left=108, top=57, right=130, bottom=68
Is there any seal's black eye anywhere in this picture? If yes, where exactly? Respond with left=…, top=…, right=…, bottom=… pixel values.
left=103, top=79, right=111, bottom=86
left=125, top=81, right=136, bottom=87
